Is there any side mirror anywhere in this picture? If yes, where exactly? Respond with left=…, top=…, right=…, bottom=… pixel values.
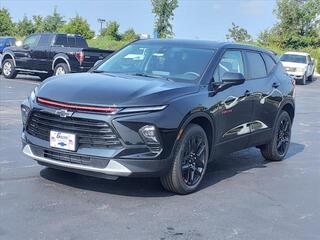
left=221, top=72, right=245, bottom=85
left=23, top=44, right=30, bottom=49
left=208, top=72, right=245, bottom=96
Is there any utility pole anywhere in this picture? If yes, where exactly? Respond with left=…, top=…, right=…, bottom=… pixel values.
left=97, top=18, right=106, bottom=36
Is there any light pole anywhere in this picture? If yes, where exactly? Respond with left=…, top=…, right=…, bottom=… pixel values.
left=97, top=18, right=106, bottom=36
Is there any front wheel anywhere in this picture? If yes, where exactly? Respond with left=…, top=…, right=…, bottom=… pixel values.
left=161, top=124, right=209, bottom=194
left=300, top=74, right=307, bottom=85
left=2, top=59, right=18, bottom=79
left=260, top=111, right=292, bottom=161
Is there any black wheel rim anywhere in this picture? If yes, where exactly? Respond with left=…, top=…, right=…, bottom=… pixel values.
left=276, top=117, right=290, bottom=155
left=181, top=135, right=206, bottom=186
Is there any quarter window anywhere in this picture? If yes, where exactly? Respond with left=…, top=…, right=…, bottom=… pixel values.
left=214, top=50, right=244, bottom=82
left=263, top=53, right=276, bottom=74
left=246, top=52, right=267, bottom=79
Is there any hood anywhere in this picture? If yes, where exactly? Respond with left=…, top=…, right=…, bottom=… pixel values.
left=37, top=73, right=199, bottom=107
left=281, top=61, right=307, bottom=69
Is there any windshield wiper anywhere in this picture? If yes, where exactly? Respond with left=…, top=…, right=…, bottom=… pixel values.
left=129, top=72, right=173, bottom=81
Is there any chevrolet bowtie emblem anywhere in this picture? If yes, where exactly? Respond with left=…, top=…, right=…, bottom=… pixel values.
left=55, top=109, right=73, bottom=118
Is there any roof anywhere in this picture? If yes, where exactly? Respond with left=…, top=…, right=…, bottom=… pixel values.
left=135, top=39, right=272, bottom=53
left=284, top=51, right=310, bottom=56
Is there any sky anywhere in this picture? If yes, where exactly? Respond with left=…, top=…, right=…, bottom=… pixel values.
left=0, top=0, right=278, bottom=41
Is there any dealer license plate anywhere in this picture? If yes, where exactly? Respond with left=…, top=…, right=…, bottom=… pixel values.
left=50, top=131, right=76, bottom=151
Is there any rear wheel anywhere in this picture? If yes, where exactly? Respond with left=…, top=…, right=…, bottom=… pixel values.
left=2, top=59, right=18, bottom=79
left=260, top=111, right=292, bottom=161
left=54, top=63, right=69, bottom=76
left=161, top=124, right=209, bottom=194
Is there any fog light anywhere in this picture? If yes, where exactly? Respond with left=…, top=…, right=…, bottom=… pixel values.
left=21, top=105, right=30, bottom=126
left=139, top=125, right=160, bottom=144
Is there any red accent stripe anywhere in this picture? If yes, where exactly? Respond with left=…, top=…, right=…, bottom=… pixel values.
left=37, top=97, right=118, bottom=113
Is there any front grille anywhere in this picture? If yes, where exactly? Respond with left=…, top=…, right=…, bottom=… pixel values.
left=27, top=110, right=121, bottom=148
left=43, top=149, right=109, bottom=168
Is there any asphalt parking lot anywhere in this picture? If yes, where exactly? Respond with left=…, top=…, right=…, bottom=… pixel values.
left=0, top=74, right=319, bottom=240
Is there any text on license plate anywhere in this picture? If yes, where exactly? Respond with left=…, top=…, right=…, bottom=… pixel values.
left=50, top=131, right=76, bottom=151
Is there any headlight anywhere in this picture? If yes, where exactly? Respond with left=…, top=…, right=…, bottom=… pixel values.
left=21, top=105, right=30, bottom=126
left=29, top=86, right=38, bottom=102
left=120, top=105, right=167, bottom=113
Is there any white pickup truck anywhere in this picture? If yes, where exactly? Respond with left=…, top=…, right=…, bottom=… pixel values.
left=280, top=52, right=315, bottom=85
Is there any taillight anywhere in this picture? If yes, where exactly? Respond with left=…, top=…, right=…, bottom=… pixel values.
left=75, top=51, right=84, bottom=65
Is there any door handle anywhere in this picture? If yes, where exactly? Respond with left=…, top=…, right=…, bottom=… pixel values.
left=244, top=90, right=251, bottom=96
left=272, top=82, right=280, bottom=88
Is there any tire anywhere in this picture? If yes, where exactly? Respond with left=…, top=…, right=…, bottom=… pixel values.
left=2, top=59, right=18, bottom=79
left=161, top=124, right=209, bottom=194
left=54, top=63, right=69, bottom=76
left=308, top=71, right=314, bottom=82
left=260, top=111, right=292, bottom=161
left=300, top=74, right=307, bottom=85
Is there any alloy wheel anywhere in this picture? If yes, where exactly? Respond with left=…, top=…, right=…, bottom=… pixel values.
left=55, top=67, right=66, bottom=75
left=276, top=117, right=290, bottom=156
left=3, top=62, right=12, bottom=76
left=181, top=135, right=207, bottom=186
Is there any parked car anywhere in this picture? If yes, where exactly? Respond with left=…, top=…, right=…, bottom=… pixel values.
left=0, top=36, right=16, bottom=74
left=1, top=33, right=113, bottom=80
left=280, top=51, right=315, bottom=85
left=21, top=39, right=295, bottom=194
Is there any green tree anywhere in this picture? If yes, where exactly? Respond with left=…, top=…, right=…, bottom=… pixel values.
left=226, top=22, right=252, bottom=42
left=151, top=0, right=178, bottom=38
left=121, top=28, right=140, bottom=41
left=32, top=15, right=44, bottom=32
left=15, top=16, right=35, bottom=37
left=0, top=8, right=15, bottom=36
left=59, top=15, right=95, bottom=39
left=259, top=0, right=320, bottom=48
left=101, top=21, right=120, bottom=40
left=42, top=7, right=65, bottom=32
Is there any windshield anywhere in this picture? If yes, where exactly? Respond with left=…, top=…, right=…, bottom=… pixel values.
left=281, top=54, right=307, bottom=64
left=96, top=43, right=215, bottom=82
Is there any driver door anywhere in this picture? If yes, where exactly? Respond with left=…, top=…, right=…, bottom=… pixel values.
left=210, top=50, right=254, bottom=153
left=15, top=34, right=40, bottom=70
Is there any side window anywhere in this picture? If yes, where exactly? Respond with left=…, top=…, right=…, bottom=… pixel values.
left=246, top=52, right=267, bottom=79
left=38, top=34, right=51, bottom=47
left=55, top=35, right=68, bottom=46
left=67, top=37, right=76, bottom=47
left=23, top=35, right=40, bottom=48
left=76, top=37, right=88, bottom=48
left=262, top=53, right=276, bottom=74
left=214, top=50, right=244, bottom=82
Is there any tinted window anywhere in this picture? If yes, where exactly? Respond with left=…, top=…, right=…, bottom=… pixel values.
left=55, top=35, right=67, bottom=46
left=38, top=34, right=51, bottom=47
left=23, top=35, right=40, bottom=48
left=263, top=53, right=276, bottom=74
left=97, top=43, right=215, bottom=83
left=246, top=52, right=267, bottom=79
left=76, top=37, right=88, bottom=48
left=280, top=54, right=307, bottom=64
left=214, top=50, right=245, bottom=82
left=67, top=36, right=76, bottom=47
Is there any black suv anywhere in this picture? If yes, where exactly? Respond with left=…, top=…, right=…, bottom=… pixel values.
left=1, top=33, right=112, bottom=80
left=21, top=39, right=295, bottom=194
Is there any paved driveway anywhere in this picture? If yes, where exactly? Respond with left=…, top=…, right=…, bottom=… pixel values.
left=0, top=75, right=319, bottom=240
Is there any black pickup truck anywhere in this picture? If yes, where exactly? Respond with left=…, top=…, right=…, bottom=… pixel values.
left=1, top=33, right=113, bottom=80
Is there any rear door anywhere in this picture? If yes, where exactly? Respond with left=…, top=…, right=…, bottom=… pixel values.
left=244, top=51, right=281, bottom=146
left=30, top=34, right=53, bottom=71
left=212, top=49, right=254, bottom=152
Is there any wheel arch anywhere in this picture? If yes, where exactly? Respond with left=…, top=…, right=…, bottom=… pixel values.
left=2, top=52, right=16, bottom=66
left=279, top=100, right=295, bottom=122
left=176, top=111, right=216, bottom=161
left=52, top=54, right=70, bottom=71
